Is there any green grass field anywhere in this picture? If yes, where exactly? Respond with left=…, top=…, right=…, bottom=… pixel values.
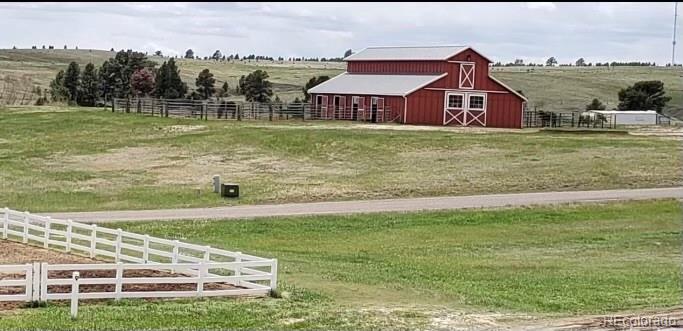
left=0, top=107, right=680, bottom=212
left=0, top=200, right=680, bottom=330
left=1, top=49, right=682, bottom=117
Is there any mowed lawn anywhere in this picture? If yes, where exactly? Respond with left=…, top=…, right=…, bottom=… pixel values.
left=0, top=107, right=680, bottom=212
left=0, top=200, right=680, bottom=330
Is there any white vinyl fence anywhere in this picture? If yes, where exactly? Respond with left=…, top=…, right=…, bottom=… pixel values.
left=0, top=207, right=277, bottom=304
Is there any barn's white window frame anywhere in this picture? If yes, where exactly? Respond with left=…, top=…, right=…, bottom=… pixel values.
left=443, top=92, right=465, bottom=125
left=459, top=63, right=475, bottom=89
left=468, top=93, right=486, bottom=110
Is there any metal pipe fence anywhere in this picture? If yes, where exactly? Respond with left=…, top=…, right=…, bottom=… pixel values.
left=112, top=98, right=400, bottom=123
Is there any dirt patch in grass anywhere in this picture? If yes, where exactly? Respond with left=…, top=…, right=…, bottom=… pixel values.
left=43, top=146, right=353, bottom=189
left=0, top=240, right=238, bottom=311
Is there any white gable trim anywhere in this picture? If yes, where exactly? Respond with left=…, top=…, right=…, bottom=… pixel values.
left=404, top=73, right=448, bottom=96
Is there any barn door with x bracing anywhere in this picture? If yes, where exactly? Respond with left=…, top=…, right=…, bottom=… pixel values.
left=443, top=92, right=487, bottom=126
left=459, top=63, right=475, bottom=89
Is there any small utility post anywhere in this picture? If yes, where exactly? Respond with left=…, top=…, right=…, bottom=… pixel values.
left=213, top=175, right=221, bottom=193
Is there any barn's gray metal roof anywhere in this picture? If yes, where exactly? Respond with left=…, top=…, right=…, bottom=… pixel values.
left=344, top=45, right=468, bottom=61
left=307, top=72, right=447, bottom=96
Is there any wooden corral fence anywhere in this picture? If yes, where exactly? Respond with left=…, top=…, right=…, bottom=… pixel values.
left=523, top=111, right=617, bottom=129
left=0, top=208, right=277, bottom=305
left=112, top=98, right=400, bottom=123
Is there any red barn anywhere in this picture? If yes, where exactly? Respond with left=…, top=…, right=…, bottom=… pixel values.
left=308, top=45, right=527, bottom=128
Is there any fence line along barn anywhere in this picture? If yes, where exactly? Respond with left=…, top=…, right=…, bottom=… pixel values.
left=308, top=45, right=527, bottom=128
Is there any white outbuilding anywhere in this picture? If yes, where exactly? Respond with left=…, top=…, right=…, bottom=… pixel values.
left=589, top=110, right=665, bottom=125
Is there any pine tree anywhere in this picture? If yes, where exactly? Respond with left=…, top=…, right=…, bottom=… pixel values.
left=63, top=62, right=81, bottom=103
left=242, top=70, right=273, bottom=102
left=195, top=69, right=216, bottom=99
left=49, top=70, right=69, bottom=102
left=154, top=58, right=187, bottom=99
left=79, top=63, right=99, bottom=106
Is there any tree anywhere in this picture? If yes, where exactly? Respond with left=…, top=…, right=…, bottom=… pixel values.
left=49, top=70, right=69, bottom=102
left=212, top=50, right=222, bottom=60
left=185, top=49, right=194, bottom=59
left=344, top=49, right=353, bottom=58
left=79, top=63, right=99, bottom=106
left=64, top=45, right=67, bottom=49
left=131, top=68, right=155, bottom=97
left=110, top=48, right=115, bottom=52
left=98, top=50, right=156, bottom=99
left=585, top=98, right=606, bottom=110
left=545, top=57, right=557, bottom=66
left=302, top=76, right=330, bottom=101
left=575, top=58, right=586, bottom=66
left=63, top=61, right=81, bottom=103
left=514, top=59, right=524, bottom=66
left=617, top=80, right=671, bottom=112
left=195, top=69, right=216, bottom=99
left=154, top=50, right=163, bottom=56
left=242, top=70, right=273, bottom=102
left=154, top=58, right=187, bottom=99
left=218, top=81, right=229, bottom=97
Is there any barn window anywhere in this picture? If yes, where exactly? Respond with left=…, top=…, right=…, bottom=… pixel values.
left=447, top=94, right=463, bottom=108
left=469, top=95, right=485, bottom=110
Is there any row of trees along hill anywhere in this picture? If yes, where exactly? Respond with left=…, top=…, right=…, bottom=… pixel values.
left=48, top=49, right=278, bottom=106
left=493, top=57, right=658, bottom=67
left=584, top=80, right=671, bottom=112
left=179, top=49, right=350, bottom=62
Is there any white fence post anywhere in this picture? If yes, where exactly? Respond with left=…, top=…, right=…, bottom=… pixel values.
left=171, top=240, right=179, bottom=273
left=2, top=207, right=8, bottom=239
left=270, top=259, right=278, bottom=290
left=43, top=217, right=51, bottom=249
left=234, top=252, right=242, bottom=286
left=66, top=219, right=73, bottom=253
left=115, top=229, right=122, bottom=263
left=40, top=262, right=47, bottom=302
left=31, top=262, right=41, bottom=302
left=70, top=272, right=79, bottom=320
left=22, top=211, right=29, bottom=244
left=26, top=263, right=34, bottom=302
left=197, top=262, right=206, bottom=297
left=203, top=246, right=211, bottom=262
left=115, top=262, right=123, bottom=301
left=143, top=235, right=150, bottom=263
left=90, top=225, right=97, bottom=258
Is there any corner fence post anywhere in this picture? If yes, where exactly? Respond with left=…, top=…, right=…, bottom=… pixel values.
left=112, top=98, right=116, bottom=113
left=270, top=259, right=278, bottom=290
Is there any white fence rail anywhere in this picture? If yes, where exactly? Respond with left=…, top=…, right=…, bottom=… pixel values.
left=0, top=207, right=277, bottom=303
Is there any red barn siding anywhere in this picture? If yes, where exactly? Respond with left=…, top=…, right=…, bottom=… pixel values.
left=484, top=93, right=523, bottom=128
left=347, top=61, right=446, bottom=74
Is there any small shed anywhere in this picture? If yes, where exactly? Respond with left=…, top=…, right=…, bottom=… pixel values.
left=590, top=110, right=661, bottom=125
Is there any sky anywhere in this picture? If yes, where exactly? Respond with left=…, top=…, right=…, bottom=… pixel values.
left=0, top=2, right=680, bottom=64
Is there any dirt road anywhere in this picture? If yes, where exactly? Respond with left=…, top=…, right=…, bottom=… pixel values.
left=43, top=187, right=683, bottom=223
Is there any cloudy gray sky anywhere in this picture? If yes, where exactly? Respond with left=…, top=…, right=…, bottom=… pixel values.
left=0, top=2, right=679, bottom=64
